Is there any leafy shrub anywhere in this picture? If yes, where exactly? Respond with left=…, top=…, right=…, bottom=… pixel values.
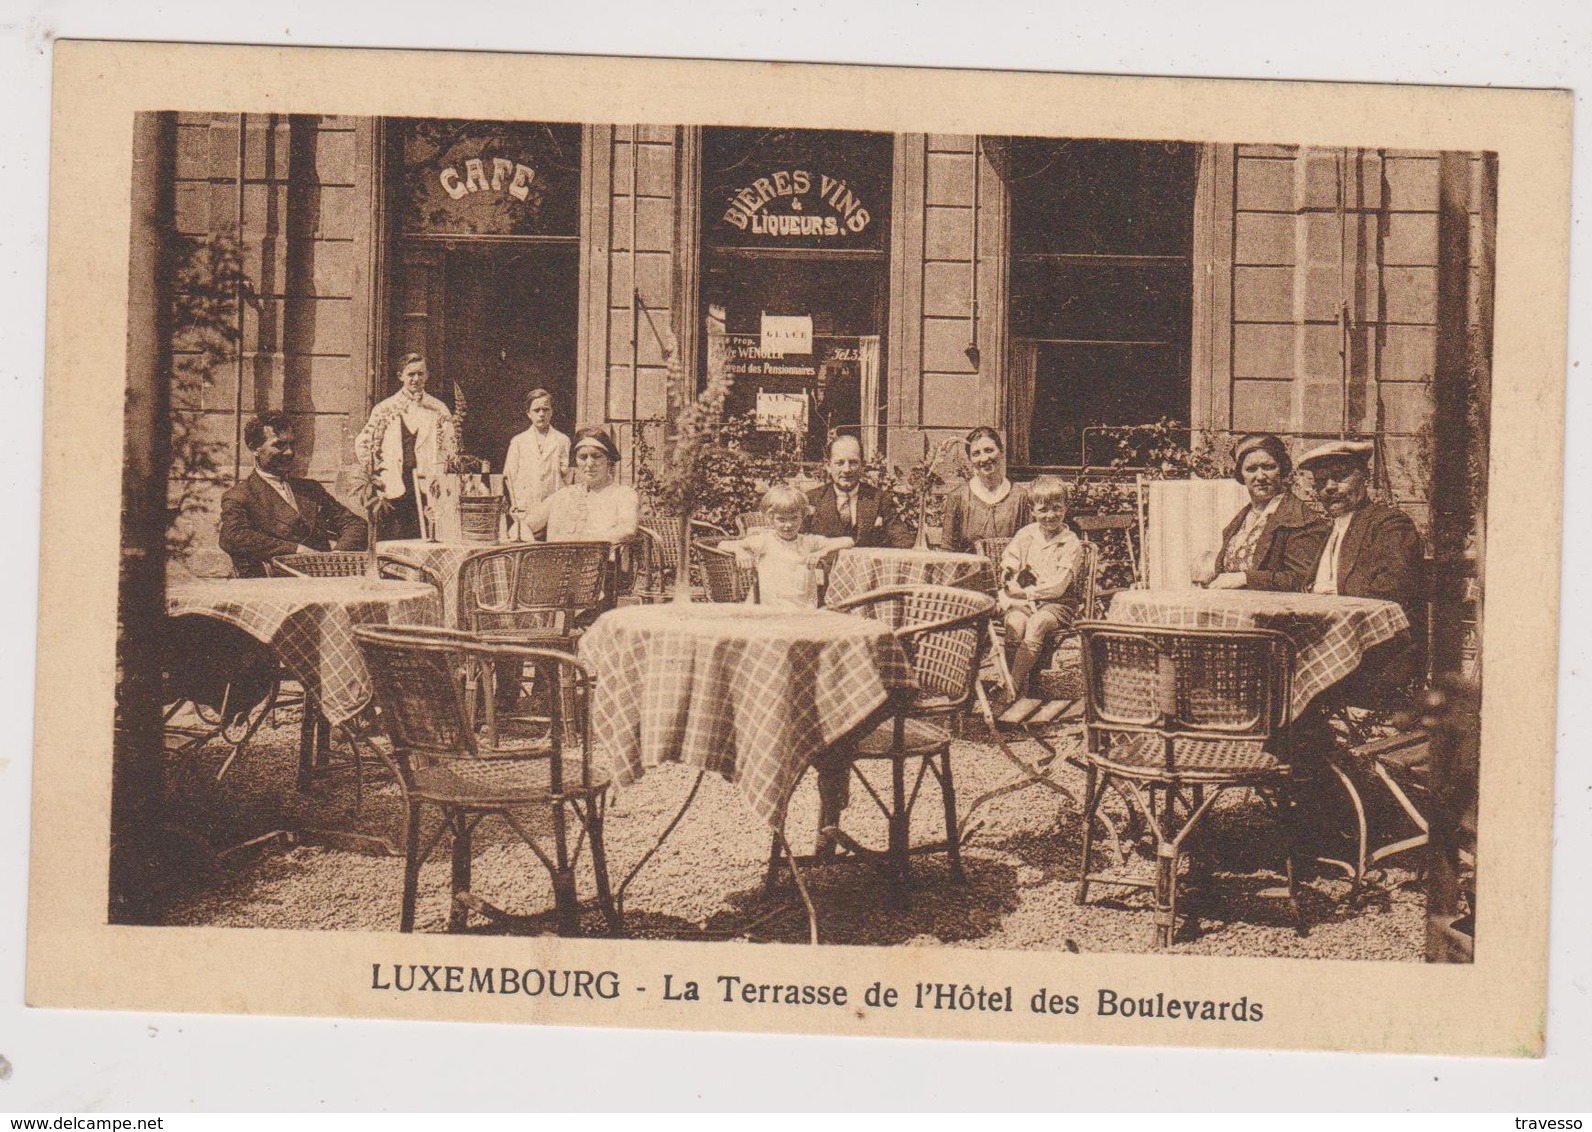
left=167, top=232, right=254, bottom=555
left=634, top=412, right=804, bottom=531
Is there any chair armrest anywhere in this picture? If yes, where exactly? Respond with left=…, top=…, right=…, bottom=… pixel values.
left=377, top=555, right=443, bottom=593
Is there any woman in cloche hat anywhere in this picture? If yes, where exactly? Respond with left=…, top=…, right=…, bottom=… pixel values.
left=1193, top=433, right=1330, bottom=592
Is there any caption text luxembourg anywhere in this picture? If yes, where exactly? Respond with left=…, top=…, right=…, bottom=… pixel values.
left=369, top=963, right=1263, bottom=1022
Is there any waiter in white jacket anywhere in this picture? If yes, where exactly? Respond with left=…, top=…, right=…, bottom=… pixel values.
left=502, top=387, right=571, bottom=541
left=353, top=353, right=459, bottom=539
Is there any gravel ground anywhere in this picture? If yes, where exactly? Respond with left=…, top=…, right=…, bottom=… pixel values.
left=152, top=705, right=1425, bottom=960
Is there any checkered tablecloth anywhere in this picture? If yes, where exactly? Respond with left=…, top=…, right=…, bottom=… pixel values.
left=825, top=547, right=994, bottom=617
left=1108, top=588, right=1410, bottom=720
left=167, top=578, right=442, bottom=727
left=378, top=538, right=496, bottom=627
left=580, top=603, right=916, bottom=828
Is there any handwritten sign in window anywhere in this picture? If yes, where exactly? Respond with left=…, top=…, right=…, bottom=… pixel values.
left=760, top=314, right=813, bottom=357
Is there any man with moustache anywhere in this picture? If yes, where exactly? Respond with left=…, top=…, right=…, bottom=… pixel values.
left=1298, top=439, right=1427, bottom=705
left=805, top=433, right=911, bottom=549
left=219, top=411, right=368, bottom=578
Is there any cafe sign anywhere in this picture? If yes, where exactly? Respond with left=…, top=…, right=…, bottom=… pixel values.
left=721, top=169, right=873, bottom=238
left=438, top=155, right=544, bottom=204
left=400, top=120, right=580, bottom=238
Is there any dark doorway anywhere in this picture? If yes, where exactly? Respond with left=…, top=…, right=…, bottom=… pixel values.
left=440, top=243, right=580, bottom=472
left=387, top=117, right=583, bottom=472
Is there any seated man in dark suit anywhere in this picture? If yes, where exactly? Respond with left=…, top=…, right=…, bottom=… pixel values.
left=804, top=433, right=911, bottom=549
left=1298, top=439, right=1427, bottom=706
left=219, top=411, right=368, bottom=578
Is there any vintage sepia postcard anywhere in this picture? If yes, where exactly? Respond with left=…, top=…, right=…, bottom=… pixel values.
left=25, top=39, right=1570, bottom=1056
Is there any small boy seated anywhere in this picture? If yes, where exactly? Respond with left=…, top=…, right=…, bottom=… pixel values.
left=718, top=484, right=854, bottom=609
left=999, top=475, right=1086, bottom=697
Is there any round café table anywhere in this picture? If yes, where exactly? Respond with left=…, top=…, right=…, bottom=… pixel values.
left=580, top=602, right=915, bottom=829
left=167, top=576, right=442, bottom=729
left=824, top=546, right=993, bottom=617
left=579, top=601, right=916, bottom=942
left=1108, top=588, right=1411, bottom=721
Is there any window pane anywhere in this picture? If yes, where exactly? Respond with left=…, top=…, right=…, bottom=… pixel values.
left=1012, top=259, right=1192, bottom=342
left=1006, top=138, right=1196, bottom=461
left=701, top=128, right=892, bottom=459
left=1028, top=343, right=1187, bottom=466
left=1009, top=139, right=1196, bottom=257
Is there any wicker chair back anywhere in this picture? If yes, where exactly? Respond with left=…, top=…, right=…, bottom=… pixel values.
left=456, top=541, right=609, bottom=634
left=694, top=538, right=758, bottom=604
left=832, top=584, right=994, bottom=707
left=269, top=551, right=370, bottom=578
left=1079, top=623, right=1293, bottom=743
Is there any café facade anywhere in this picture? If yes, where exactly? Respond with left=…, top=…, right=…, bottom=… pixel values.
left=165, top=113, right=1493, bottom=554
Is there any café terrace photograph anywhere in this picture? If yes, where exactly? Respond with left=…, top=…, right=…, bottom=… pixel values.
left=114, top=114, right=1488, bottom=960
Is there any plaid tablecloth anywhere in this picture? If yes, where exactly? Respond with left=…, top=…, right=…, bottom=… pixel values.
left=1108, top=588, right=1410, bottom=720
left=167, top=578, right=442, bottom=727
left=378, top=538, right=496, bottom=627
left=825, top=547, right=994, bottom=617
left=580, top=603, right=915, bottom=828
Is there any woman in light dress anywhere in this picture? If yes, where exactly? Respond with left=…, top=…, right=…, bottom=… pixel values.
left=526, top=426, right=640, bottom=545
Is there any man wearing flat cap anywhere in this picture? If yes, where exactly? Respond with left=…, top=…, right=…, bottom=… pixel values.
left=1298, top=439, right=1427, bottom=702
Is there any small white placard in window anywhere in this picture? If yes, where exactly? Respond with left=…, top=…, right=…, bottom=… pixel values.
left=755, top=391, right=808, bottom=432
left=760, top=314, right=812, bottom=357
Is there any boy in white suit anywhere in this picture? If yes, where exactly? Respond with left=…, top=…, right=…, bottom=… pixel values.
left=503, top=387, right=570, bottom=541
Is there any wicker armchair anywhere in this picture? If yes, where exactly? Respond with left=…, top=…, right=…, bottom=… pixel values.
left=1075, top=622, right=1301, bottom=947
left=632, top=519, right=729, bottom=603
left=694, top=538, right=758, bottom=604
left=352, top=624, right=617, bottom=936
left=455, top=541, right=611, bottom=643
left=773, top=585, right=994, bottom=899
left=455, top=542, right=613, bottom=744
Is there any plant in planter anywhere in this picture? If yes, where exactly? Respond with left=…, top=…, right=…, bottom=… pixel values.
left=1099, top=416, right=1229, bottom=481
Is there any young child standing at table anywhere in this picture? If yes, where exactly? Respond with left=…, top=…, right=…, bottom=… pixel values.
left=719, top=484, right=854, bottom=608
left=1000, top=475, right=1086, bottom=697
left=503, top=387, right=570, bottom=541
